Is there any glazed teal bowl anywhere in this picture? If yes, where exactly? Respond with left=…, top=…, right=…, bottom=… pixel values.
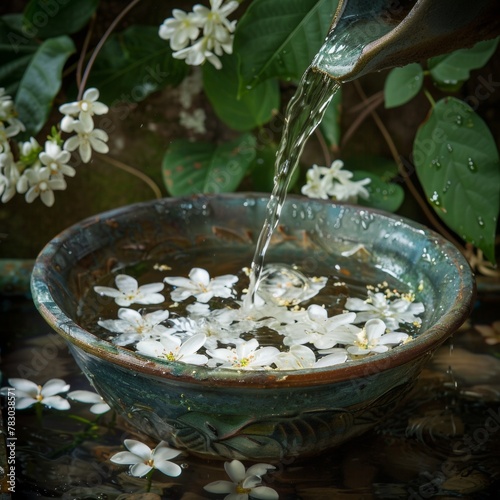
left=31, top=193, right=475, bottom=462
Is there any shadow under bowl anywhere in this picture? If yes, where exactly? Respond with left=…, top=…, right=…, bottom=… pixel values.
left=31, top=193, right=475, bottom=462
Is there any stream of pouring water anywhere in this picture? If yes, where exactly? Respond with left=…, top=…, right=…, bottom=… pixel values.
left=245, top=68, right=340, bottom=307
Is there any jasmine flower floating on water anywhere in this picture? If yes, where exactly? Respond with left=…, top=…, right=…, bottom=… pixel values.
left=329, top=318, right=409, bottom=355
left=274, top=345, right=347, bottom=370
left=68, top=390, right=111, bottom=414
left=207, top=338, right=280, bottom=370
left=110, top=439, right=182, bottom=478
left=98, top=308, right=173, bottom=346
left=94, top=274, right=165, bottom=307
left=204, top=459, right=278, bottom=499
left=164, top=267, right=238, bottom=303
left=136, top=333, right=208, bottom=365
left=283, top=305, right=358, bottom=350
left=0, top=378, right=70, bottom=410
left=345, top=290, right=424, bottom=330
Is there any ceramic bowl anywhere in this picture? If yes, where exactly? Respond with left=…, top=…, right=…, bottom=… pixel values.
left=31, top=193, right=475, bottom=462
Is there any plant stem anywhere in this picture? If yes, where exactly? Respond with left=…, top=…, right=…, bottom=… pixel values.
left=76, top=13, right=97, bottom=91
left=78, top=0, right=143, bottom=98
left=35, top=402, right=43, bottom=427
left=145, top=469, right=154, bottom=492
left=423, top=89, right=436, bottom=108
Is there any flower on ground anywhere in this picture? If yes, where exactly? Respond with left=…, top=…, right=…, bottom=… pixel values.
left=59, top=88, right=109, bottom=130
left=68, top=390, right=111, bottom=414
left=204, top=459, right=278, bottom=500
left=207, top=338, right=279, bottom=369
left=345, top=290, right=424, bottom=330
left=0, top=378, right=70, bottom=410
left=301, top=159, right=371, bottom=203
left=164, top=267, right=237, bottom=303
left=98, top=308, right=173, bottom=346
left=333, top=318, right=409, bottom=355
left=159, top=0, right=239, bottom=69
left=136, top=333, right=208, bottom=365
left=283, top=305, right=358, bottom=350
left=110, top=439, right=182, bottom=478
left=94, top=274, right=165, bottom=306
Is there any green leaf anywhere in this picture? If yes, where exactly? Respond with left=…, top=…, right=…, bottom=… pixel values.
left=203, top=54, right=280, bottom=131
left=87, top=26, right=189, bottom=105
left=162, top=134, right=257, bottom=196
left=352, top=170, right=404, bottom=213
left=14, top=35, right=75, bottom=137
left=234, top=0, right=339, bottom=91
left=413, top=97, right=500, bottom=262
left=318, top=86, right=342, bottom=150
left=0, top=17, right=38, bottom=95
left=23, top=0, right=99, bottom=38
left=428, top=37, right=499, bottom=88
left=384, top=63, right=424, bottom=108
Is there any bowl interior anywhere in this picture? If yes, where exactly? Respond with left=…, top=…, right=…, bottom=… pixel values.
left=31, top=193, right=475, bottom=384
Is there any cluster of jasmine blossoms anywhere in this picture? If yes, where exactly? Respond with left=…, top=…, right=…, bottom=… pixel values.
left=301, top=159, right=371, bottom=203
left=94, top=263, right=424, bottom=371
left=159, top=0, right=239, bottom=70
left=0, top=87, right=108, bottom=207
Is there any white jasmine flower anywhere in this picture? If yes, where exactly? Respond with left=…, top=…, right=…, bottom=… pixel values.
left=94, top=274, right=165, bottom=307
left=345, top=291, right=424, bottom=330
left=0, top=378, right=70, bottom=410
left=192, top=0, right=239, bottom=36
left=204, top=459, right=278, bottom=500
left=177, top=68, right=204, bottom=108
left=283, top=305, right=357, bottom=350
left=335, top=318, right=409, bottom=355
left=314, top=348, right=349, bottom=368
left=0, top=154, right=19, bottom=203
left=110, top=439, right=182, bottom=478
left=136, top=333, right=208, bottom=365
left=207, top=338, right=279, bottom=370
left=98, top=308, right=173, bottom=346
left=329, top=176, right=371, bottom=202
left=179, top=108, right=206, bottom=134
left=159, top=9, right=201, bottom=50
left=185, top=315, right=242, bottom=350
left=172, top=35, right=226, bottom=70
left=274, top=345, right=348, bottom=370
left=63, top=119, right=109, bottom=163
left=164, top=267, right=237, bottom=303
left=68, top=390, right=111, bottom=414
left=301, top=164, right=333, bottom=200
left=39, top=141, right=75, bottom=178
left=59, top=88, right=109, bottom=130
left=24, top=166, right=67, bottom=207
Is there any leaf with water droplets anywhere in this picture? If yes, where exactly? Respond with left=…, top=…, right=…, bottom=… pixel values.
left=414, top=97, right=500, bottom=262
left=384, top=63, right=424, bottom=109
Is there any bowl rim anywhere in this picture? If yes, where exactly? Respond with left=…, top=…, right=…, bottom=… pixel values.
left=31, top=193, right=476, bottom=389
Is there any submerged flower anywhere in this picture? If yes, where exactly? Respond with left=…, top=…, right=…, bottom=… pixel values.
left=164, top=267, right=237, bottom=303
left=110, top=439, right=182, bottom=478
left=334, top=318, right=409, bottom=355
left=94, top=274, right=165, bottom=307
left=136, top=333, right=208, bottom=365
left=0, top=378, right=70, bottom=410
left=98, top=308, right=172, bottom=346
left=207, top=338, right=279, bottom=369
left=204, top=459, right=278, bottom=500
left=68, top=390, right=111, bottom=414
left=345, top=291, right=424, bottom=330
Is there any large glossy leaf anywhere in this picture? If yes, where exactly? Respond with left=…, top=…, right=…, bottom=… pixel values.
left=428, top=38, right=499, bottom=88
left=384, top=63, right=424, bottom=109
left=203, top=54, right=280, bottom=131
left=162, top=134, right=256, bottom=195
left=413, top=97, right=500, bottom=262
left=87, top=26, right=188, bottom=105
left=234, top=0, right=339, bottom=91
left=14, top=35, right=75, bottom=137
left=23, top=0, right=99, bottom=38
